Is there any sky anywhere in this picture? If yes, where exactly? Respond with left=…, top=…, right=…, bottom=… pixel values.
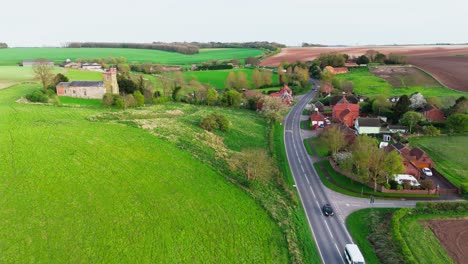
left=1, top=0, right=467, bottom=47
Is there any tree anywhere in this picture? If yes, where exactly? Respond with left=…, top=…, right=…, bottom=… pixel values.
left=356, top=55, right=370, bottom=65
left=424, top=125, right=440, bottom=136
left=319, top=126, right=347, bottom=155
left=174, top=71, right=185, bottom=87
left=420, top=179, right=435, bottom=190
left=365, top=50, right=378, bottom=62
left=401, top=111, right=423, bottom=133
left=117, top=64, right=130, bottom=75
left=232, top=149, right=277, bottom=182
left=447, top=113, right=468, bottom=133
left=409, top=92, right=427, bottom=109
left=426, top=96, right=443, bottom=109
left=261, top=70, right=273, bottom=86
left=172, top=85, right=182, bottom=101
left=382, top=151, right=405, bottom=184
left=117, top=75, right=137, bottom=94
left=251, top=69, right=263, bottom=89
left=157, top=76, right=174, bottom=97
left=374, top=53, right=387, bottom=64
left=451, top=97, right=468, bottom=114
left=0, top=43, right=8, bottom=49
left=296, top=68, right=310, bottom=87
left=309, top=61, right=322, bottom=79
left=200, top=113, right=230, bottom=132
left=220, top=89, right=243, bottom=107
left=341, top=81, right=354, bottom=93
left=206, top=88, right=218, bottom=106
left=133, top=90, right=144, bottom=106
left=224, top=72, right=237, bottom=89
left=393, top=94, right=411, bottom=120
left=372, top=95, right=392, bottom=115
left=245, top=57, right=260, bottom=66
left=235, top=72, right=249, bottom=90
left=260, top=96, right=288, bottom=123
left=33, top=59, right=54, bottom=89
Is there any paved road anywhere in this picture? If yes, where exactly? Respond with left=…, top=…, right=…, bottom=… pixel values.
left=284, top=84, right=416, bottom=263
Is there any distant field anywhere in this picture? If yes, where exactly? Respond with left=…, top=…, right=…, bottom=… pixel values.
left=175, top=68, right=279, bottom=88
left=370, top=66, right=441, bottom=87
left=335, top=67, right=465, bottom=97
left=0, top=48, right=264, bottom=66
left=0, top=84, right=288, bottom=262
left=410, top=135, right=468, bottom=187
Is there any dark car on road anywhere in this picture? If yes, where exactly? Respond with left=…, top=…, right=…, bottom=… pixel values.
left=322, top=204, right=334, bottom=216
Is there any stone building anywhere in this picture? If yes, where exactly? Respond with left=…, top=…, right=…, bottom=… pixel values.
left=57, top=68, right=119, bottom=99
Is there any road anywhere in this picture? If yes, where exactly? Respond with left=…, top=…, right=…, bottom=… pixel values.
left=283, top=83, right=416, bottom=263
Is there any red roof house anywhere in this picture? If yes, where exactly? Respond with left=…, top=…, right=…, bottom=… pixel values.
left=385, top=144, right=434, bottom=179
left=419, top=105, right=446, bottom=122
left=310, top=111, right=326, bottom=128
left=270, top=84, right=293, bottom=105
left=332, top=94, right=360, bottom=127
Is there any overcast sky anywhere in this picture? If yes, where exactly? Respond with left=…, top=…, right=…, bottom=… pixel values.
left=1, top=0, right=466, bottom=47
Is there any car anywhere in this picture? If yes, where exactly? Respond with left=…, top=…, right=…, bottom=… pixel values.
left=322, top=204, right=334, bottom=216
left=422, top=168, right=433, bottom=177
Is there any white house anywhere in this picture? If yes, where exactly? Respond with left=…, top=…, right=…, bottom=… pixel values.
left=354, top=117, right=381, bottom=134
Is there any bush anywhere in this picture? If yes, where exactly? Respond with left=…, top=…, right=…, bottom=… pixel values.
left=200, top=113, right=230, bottom=132
left=415, top=201, right=468, bottom=213
left=420, top=179, right=435, bottom=190
left=134, top=91, right=145, bottom=107
left=25, top=89, right=49, bottom=103
left=115, top=97, right=125, bottom=109
left=383, top=182, right=391, bottom=189
left=123, top=94, right=136, bottom=108
left=462, top=182, right=468, bottom=194
left=396, top=184, right=403, bottom=191
left=102, top=93, right=117, bottom=106
left=391, top=208, right=417, bottom=263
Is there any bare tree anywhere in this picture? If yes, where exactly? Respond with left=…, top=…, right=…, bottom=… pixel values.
left=261, top=70, right=273, bottom=86
left=33, top=59, right=54, bottom=89
left=260, top=96, right=288, bottom=123
left=251, top=69, right=263, bottom=89
left=365, top=50, right=378, bottom=62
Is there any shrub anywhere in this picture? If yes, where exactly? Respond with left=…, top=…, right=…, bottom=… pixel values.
left=415, top=201, right=468, bottom=213
left=153, top=96, right=171, bottom=105
left=423, top=125, right=440, bottom=136
left=134, top=91, right=145, bottom=107
left=383, top=182, right=391, bottom=189
left=200, top=113, right=230, bottom=132
left=115, top=97, right=125, bottom=109
left=462, top=182, right=468, bottom=194
left=123, top=94, right=136, bottom=108
left=25, top=89, right=49, bottom=103
left=402, top=181, right=412, bottom=190
left=396, top=184, right=403, bottom=191
left=389, top=180, right=399, bottom=190
left=391, top=208, right=417, bottom=263
left=420, top=179, right=435, bottom=190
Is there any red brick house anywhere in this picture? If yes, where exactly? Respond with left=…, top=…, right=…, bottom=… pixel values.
left=332, top=95, right=360, bottom=127
left=270, top=84, right=293, bottom=105
left=385, top=144, right=434, bottom=179
left=310, top=111, right=326, bottom=128
left=419, top=105, right=446, bottom=122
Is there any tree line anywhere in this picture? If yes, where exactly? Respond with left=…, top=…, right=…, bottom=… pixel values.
left=0, top=43, right=7, bottom=48
left=67, top=42, right=199, bottom=55
left=188, top=41, right=285, bottom=51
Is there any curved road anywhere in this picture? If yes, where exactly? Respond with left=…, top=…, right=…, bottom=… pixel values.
left=284, top=84, right=416, bottom=263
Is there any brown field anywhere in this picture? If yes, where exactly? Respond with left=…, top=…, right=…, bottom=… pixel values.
left=260, top=45, right=468, bottom=92
left=426, top=219, right=468, bottom=264
left=370, top=66, right=441, bottom=87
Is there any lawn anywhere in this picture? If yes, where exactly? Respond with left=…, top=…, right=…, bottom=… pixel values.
left=305, top=137, right=329, bottom=158
left=0, top=66, right=64, bottom=88
left=336, top=67, right=465, bottom=97
left=0, top=48, right=265, bottom=66
left=410, top=135, right=468, bottom=187
left=0, top=84, right=289, bottom=262
left=170, top=68, right=279, bottom=89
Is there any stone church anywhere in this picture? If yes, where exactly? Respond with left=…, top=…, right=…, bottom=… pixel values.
left=56, top=68, right=119, bottom=99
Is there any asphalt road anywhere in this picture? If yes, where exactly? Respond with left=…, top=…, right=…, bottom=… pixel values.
left=283, top=83, right=416, bottom=263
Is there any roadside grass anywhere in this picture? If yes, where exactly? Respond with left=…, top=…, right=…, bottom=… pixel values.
left=0, top=83, right=289, bottom=263
left=336, top=67, right=465, bottom=97
left=168, top=68, right=279, bottom=89
left=300, top=120, right=310, bottom=130
left=409, top=135, right=468, bottom=187
left=314, top=160, right=438, bottom=199
left=0, top=48, right=265, bottom=66
left=347, top=208, right=399, bottom=264
left=306, top=137, right=328, bottom=158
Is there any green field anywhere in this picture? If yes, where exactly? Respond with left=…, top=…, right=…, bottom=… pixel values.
left=336, top=67, right=465, bottom=97
left=0, top=66, right=65, bottom=88
left=410, top=135, right=468, bottom=187
left=0, top=84, right=289, bottom=262
left=168, top=68, right=279, bottom=89
left=0, top=48, right=264, bottom=66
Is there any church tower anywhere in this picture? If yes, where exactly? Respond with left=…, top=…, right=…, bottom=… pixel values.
left=103, top=68, right=119, bottom=94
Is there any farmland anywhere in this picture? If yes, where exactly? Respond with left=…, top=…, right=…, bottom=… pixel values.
left=169, top=68, right=279, bottom=89
left=0, top=84, right=289, bottom=262
left=410, top=135, right=468, bottom=187
left=260, top=45, right=468, bottom=92
left=0, top=48, right=265, bottom=66
left=335, top=67, right=465, bottom=97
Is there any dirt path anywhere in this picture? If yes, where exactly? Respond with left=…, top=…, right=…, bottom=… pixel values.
left=426, top=219, right=468, bottom=264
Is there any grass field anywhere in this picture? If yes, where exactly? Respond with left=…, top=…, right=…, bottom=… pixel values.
left=0, top=66, right=65, bottom=88
left=168, top=68, right=279, bottom=89
left=0, top=48, right=264, bottom=66
left=336, top=67, right=465, bottom=97
left=0, top=84, right=289, bottom=262
left=410, top=135, right=468, bottom=187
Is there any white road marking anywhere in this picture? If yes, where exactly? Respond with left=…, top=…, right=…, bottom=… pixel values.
left=305, top=176, right=310, bottom=184
left=324, top=220, right=334, bottom=239
left=335, top=243, right=346, bottom=264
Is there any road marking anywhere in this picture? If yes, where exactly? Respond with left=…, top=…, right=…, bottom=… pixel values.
left=335, top=243, right=346, bottom=264
left=324, top=220, right=334, bottom=239
left=305, top=176, right=310, bottom=184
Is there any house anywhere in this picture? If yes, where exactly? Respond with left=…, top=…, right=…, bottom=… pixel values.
left=81, top=63, right=103, bottom=71
left=330, top=95, right=359, bottom=106
left=419, top=105, right=446, bottom=122
left=22, top=59, right=54, bottom=67
left=64, top=62, right=82, bottom=69
left=388, top=125, right=408, bottom=134
left=385, top=144, right=434, bottom=179
left=324, top=66, right=349, bottom=74
left=310, top=111, right=326, bottom=128
left=332, top=94, right=359, bottom=127
left=57, top=68, right=119, bottom=99
left=331, top=123, right=357, bottom=144
left=314, top=101, right=325, bottom=112
left=354, top=117, right=381, bottom=134
left=320, top=83, right=334, bottom=94
left=270, top=84, right=293, bottom=105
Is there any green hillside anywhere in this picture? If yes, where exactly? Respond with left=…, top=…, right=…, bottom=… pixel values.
left=0, top=84, right=288, bottom=263
left=0, top=48, right=264, bottom=66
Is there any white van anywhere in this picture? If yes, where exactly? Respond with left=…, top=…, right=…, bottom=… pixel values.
left=394, top=174, right=421, bottom=187
left=344, top=244, right=365, bottom=264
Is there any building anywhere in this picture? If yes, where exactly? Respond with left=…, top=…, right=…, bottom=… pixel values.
left=330, top=95, right=359, bottom=106
left=324, top=66, right=349, bottom=74
left=270, top=84, right=293, bottom=105
left=320, top=83, right=333, bottom=94
left=419, top=105, right=446, bottom=122
left=57, top=68, right=119, bottom=99
left=64, top=62, right=82, bottom=69
left=81, top=63, right=103, bottom=71
left=310, top=110, right=326, bottom=128
left=385, top=144, right=434, bottom=179
left=354, top=118, right=381, bottom=134
left=332, top=94, right=359, bottom=127
left=22, top=59, right=54, bottom=67
left=388, top=125, right=408, bottom=134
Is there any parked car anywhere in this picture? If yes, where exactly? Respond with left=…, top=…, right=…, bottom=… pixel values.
left=422, top=168, right=433, bottom=177
left=322, top=204, right=334, bottom=216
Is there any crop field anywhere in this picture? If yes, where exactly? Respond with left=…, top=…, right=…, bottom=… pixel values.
left=370, top=66, right=441, bottom=87
left=335, top=67, right=465, bottom=97
left=410, top=135, right=468, bottom=187
left=166, top=68, right=279, bottom=89
left=0, top=48, right=264, bottom=66
left=0, top=84, right=289, bottom=262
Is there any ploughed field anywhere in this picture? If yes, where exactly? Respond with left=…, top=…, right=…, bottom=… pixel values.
left=0, top=47, right=264, bottom=66
left=426, top=219, right=468, bottom=264
left=0, top=83, right=288, bottom=262
left=260, top=45, right=468, bottom=92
